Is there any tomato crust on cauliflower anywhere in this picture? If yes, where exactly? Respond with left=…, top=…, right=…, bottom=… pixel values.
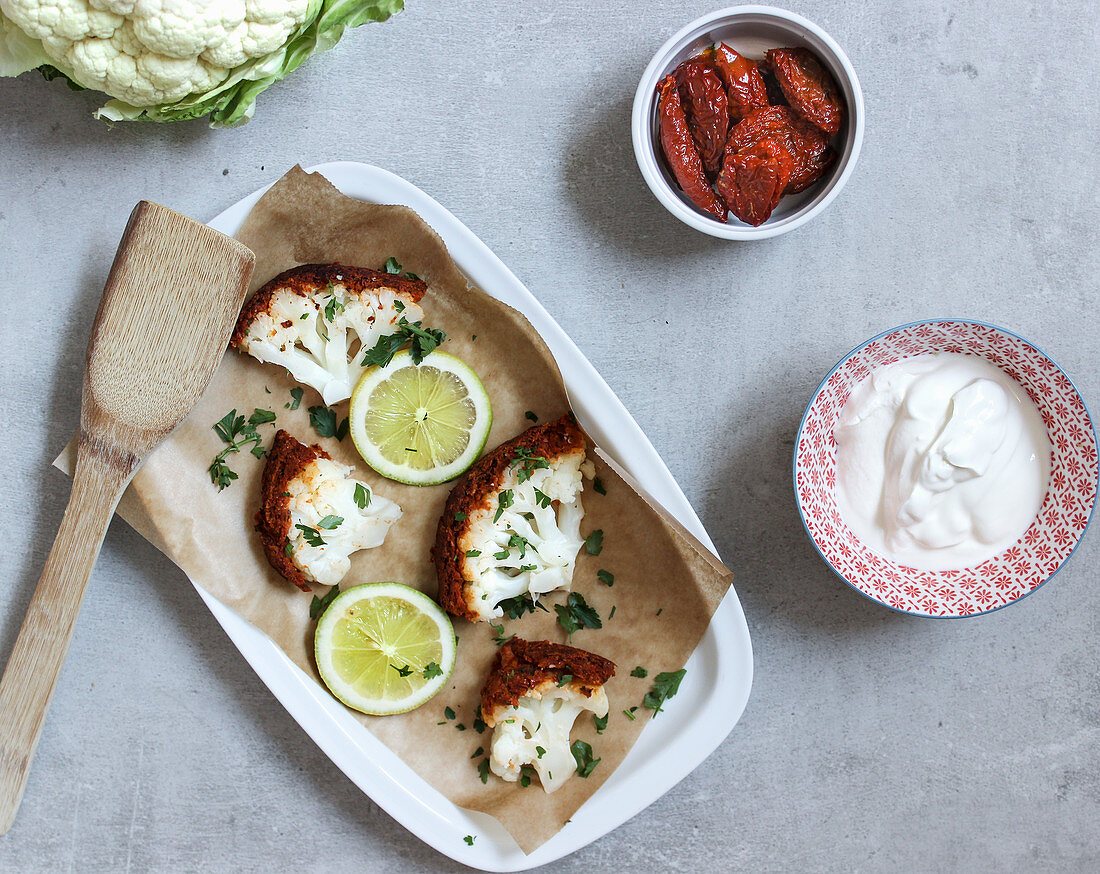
left=231, top=262, right=427, bottom=405
left=432, top=415, right=593, bottom=622
left=481, top=638, right=615, bottom=793
left=256, top=429, right=401, bottom=592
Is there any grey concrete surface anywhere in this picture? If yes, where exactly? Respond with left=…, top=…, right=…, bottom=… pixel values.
left=1, top=1, right=1098, bottom=871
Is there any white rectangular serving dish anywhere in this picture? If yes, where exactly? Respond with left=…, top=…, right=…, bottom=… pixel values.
left=200, top=161, right=754, bottom=870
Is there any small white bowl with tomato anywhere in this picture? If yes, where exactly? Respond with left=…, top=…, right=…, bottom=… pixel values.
left=631, top=6, right=864, bottom=239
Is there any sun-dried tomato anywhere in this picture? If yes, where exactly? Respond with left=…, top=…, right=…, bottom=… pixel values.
left=716, top=139, right=793, bottom=226
left=657, top=74, right=727, bottom=222
left=725, top=106, right=835, bottom=193
left=757, top=60, right=788, bottom=107
left=712, top=43, right=770, bottom=121
left=672, top=58, right=729, bottom=174
left=765, top=47, right=844, bottom=136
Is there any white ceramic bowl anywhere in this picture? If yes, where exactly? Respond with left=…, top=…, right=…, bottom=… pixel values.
left=794, top=320, right=1099, bottom=617
left=631, top=6, right=864, bottom=239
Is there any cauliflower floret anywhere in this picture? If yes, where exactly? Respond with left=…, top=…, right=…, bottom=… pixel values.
left=480, top=639, right=615, bottom=793
left=255, top=429, right=401, bottom=592
left=231, top=263, right=427, bottom=406
left=433, top=416, right=595, bottom=622
left=1, top=0, right=311, bottom=106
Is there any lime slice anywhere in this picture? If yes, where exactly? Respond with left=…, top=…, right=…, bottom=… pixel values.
left=314, top=582, right=457, bottom=716
left=349, top=349, right=492, bottom=486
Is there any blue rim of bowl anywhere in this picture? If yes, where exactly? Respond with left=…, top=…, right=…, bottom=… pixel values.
left=792, top=317, right=1099, bottom=618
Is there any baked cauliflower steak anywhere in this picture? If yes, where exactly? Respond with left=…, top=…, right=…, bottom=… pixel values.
left=231, top=263, right=427, bottom=405
left=433, top=415, right=594, bottom=622
left=481, top=638, right=615, bottom=793
left=255, top=429, right=401, bottom=592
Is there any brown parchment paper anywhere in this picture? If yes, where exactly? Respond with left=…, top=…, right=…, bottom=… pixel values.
left=57, top=166, right=733, bottom=853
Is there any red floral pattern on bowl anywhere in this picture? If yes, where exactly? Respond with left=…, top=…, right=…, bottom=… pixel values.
left=794, top=320, right=1098, bottom=617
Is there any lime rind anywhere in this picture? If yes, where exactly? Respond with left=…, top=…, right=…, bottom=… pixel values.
left=349, top=349, right=492, bottom=486
left=314, top=582, right=457, bottom=716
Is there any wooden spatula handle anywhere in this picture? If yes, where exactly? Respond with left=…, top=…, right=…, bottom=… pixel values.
left=0, top=438, right=133, bottom=834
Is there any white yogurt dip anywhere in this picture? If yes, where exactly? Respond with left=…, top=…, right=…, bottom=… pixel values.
left=834, top=353, right=1050, bottom=570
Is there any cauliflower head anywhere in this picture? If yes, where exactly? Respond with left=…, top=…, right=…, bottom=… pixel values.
left=232, top=263, right=427, bottom=406
left=255, top=429, right=401, bottom=591
left=433, top=415, right=595, bottom=622
left=481, top=638, right=615, bottom=793
left=0, top=0, right=403, bottom=125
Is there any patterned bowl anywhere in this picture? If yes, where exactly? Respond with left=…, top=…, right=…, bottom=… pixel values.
left=794, top=320, right=1098, bottom=617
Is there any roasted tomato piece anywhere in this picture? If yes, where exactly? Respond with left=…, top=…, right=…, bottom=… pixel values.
left=716, top=139, right=793, bottom=226
left=657, top=74, right=727, bottom=221
left=713, top=43, right=770, bottom=121
left=672, top=58, right=729, bottom=174
left=725, top=106, right=835, bottom=193
left=765, top=47, right=844, bottom=136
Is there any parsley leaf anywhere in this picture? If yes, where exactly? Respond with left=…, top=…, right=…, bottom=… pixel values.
left=593, top=477, right=606, bottom=495
left=296, top=525, right=326, bottom=547
left=511, top=446, right=550, bottom=483
left=497, top=594, right=548, bottom=620
left=423, top=662, right=443, bottom=680
left=554, top=592, right=602, bottom=643
left=317, top=515, right=343, bottom=530
left=593, top=713, right=608, bottom=734
left=464, top=835, right=475, bottom=847
left=308, top=585, right=340, bottom=621
left=286, top=387, right=303, bottom=410
left=532, top=488, right=552, bottom=509
left=208, top=407, right=276, bottom=490
left=630, top=666, right=648, bottom=678
left=353, top=483, right=369, bottom=509
left=493, top=489, right=514, bottom=523
left=556, top=673, right=573, bottom=686
left=570, top=740, right=601, bottom=778
left=643, top=669, right=687, bottom=716
left=584, top=529, right=604, bottom=555
left=489, top=620, right=515, bottom=646
left=391, top=663, right=413, bottom=677
left=597, top=569, right=614, bottom=587
left=454, top=511, right=467, bottom=522
left=525, top=411, right=538, bottom=422
left=384, top=256, right=402, bottom=274
left=308, top=405, right=349, bottom=440
left=360, top=317, right=447, bottom=367
left=465, top=548, right=481, bottom=557
left=444, top=706, right=456, bottom=720
left=477, top=758, right=490, bottom=784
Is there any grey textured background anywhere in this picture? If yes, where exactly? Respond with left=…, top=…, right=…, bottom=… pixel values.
left=1, top=1, right=1098, bottom=871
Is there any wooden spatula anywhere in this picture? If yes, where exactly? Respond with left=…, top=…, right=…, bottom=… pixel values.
left=0, top=201, right=254, bottom=834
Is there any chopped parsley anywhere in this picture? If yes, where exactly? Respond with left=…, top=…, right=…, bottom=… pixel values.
left=295, top=524, right=325, bottom=547
left=519, top=764, right=536, bottom=787
left=323, top=293, right=344, bottom=323
left=493, top=549, right=510, bottom=561
left=608, top=605, right=616, bottom=620
left=597, top=569, right=614, bottom=587
left=554, top=592, right=601, bottom=643
left=382, top=257, right=420, bottom=280
left=353, top=483, right=369, bottom=509
left=643, top=669, right=687, bottom=716
left=489, top=620, right=515, bottom=646
left=444, top=706, right=456, bottom=720
left=535, top=745, right=546, bottom=759
left=584, top=529, right=604, bottom=556
left=498, top=594, right=548, bottom=620
left=317, top=515, right=343, bottom=529
left=464, top=835, right=475, bottom=846
left=593, top=477, right=606, bottom=495
left=512, top=446, right=549, bottom=483
left=532, top=488, right=552, bottom=509
left=493, top=489, right=515, bottom=523
left=286, top=386, right=303, bottom=410
left=556, top=673, right=573, bottom=686
left=593, top=713, right=608, bottom=734
left=470, top=746, right=484, bottom=759
left=360, top=317, right=446, bottom=367
left=630, top=666, right=648, bottom=678
left=208, top=408, right=277, bottom=489
left=308, top=585, right=341, bottom=620
left=465, top=548, right=482, bottom=557
left=454, top=511, right=467, bottom=522
left=472, top=708, right=487, bottom=734
left=391, top=663, right=413, bottom=678
left=422, top=662, right=443, bottom=680
left=623, top=707, right=638, bottom=720
left=507, top=533, right=532, bottom=557
left=570, top=740, right=600, bottom=778
left=525, top=411, right=538, bottom=422
left=477, top=758, right=490, bottom=784
left=308, top=405, right=349, bottom=440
